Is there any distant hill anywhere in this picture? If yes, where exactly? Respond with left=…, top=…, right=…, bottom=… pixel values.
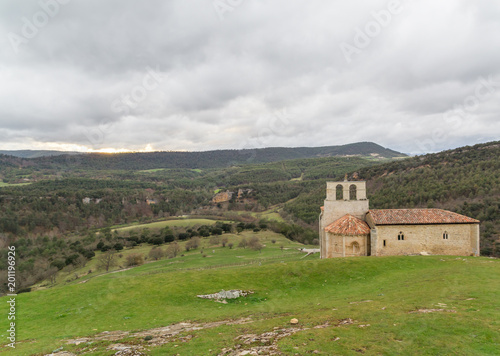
left=0, top=142, right=405, bottom=170
left=0, top=150, right=80, bottom=158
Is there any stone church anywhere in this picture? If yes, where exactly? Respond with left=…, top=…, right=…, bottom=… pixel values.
left=319, top=180, right=480, bottom=258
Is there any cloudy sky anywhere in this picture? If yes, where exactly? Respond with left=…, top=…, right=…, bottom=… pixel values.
left=0, top=0, right=499, bottom=155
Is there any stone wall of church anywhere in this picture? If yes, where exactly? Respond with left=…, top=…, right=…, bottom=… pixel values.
left=369, top=223, right=480, bottom=256
left=323, top=233, right=369, bottom=258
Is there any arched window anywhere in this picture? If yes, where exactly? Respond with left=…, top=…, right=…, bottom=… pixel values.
left=443, top=231, right=449, bottom=240
left=398, top=231, right=405, bottom=241
left=349, top=184, right=357, bottom=200
left=336, top=184, right=343, bottom=200
left=351, top=241, right=360, bottom=254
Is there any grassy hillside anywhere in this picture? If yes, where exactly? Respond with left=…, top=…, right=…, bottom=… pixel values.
left=1, top=252, right=498, bottom=355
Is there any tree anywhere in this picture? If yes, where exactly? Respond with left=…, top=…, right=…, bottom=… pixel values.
left=96, top=240, right=105, bottom=250
left=97, top=250, right=117, bottom=272
left=140, top=228, right=151, bottom=243
left=166, top=242, right=181, bottom=258
left=248, top=236, right=263, bottom=252
left=185, top=237, right=200, bottom=251
left=164, top=233, right=175, bottom=243
left=211, top=227, right=223, bottom=235
left=47, top=267, right=58, bottom=284
left=148, top=246, right=164, bottom=260
left=228, top=242, right=234, bottom=249
left=209, top=236, right=220, bottom=245
left=221, top=237, right=228, bottom=247
left=238, top=237, right=247, bottom=249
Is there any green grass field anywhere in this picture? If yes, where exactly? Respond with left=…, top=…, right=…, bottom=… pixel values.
left=228, top=206, right=286, bottom=223
left=0, top=182, right=31, bottom=187
left=1, top=248, right=498, bottom=355
left=44, top=231, right=307, bottom=288
left=112, top=218, right=228, bottom=233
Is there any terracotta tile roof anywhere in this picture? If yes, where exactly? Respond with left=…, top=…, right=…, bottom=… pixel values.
left=368, top=209, right=479, bottom=225
left=320, top=206, right=324, bottom=211
left=325, top=214, right=370, bottom=235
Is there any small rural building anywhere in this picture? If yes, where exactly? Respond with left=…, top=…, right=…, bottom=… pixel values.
left=319, top=180, right=480, bottom=258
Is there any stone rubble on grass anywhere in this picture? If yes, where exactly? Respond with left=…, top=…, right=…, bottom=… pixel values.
left=197, top=289, right=254, bottom=301
left=61, top=318, right=253, bottom=355
left=219, top=318, right=356, bottom=356
left=409, top=309, right=457, bottom=314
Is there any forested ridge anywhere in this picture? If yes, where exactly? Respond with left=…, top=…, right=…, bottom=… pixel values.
left=0, top=141, right=404, bottom=171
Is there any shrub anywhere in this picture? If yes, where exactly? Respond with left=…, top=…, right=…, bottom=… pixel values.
left=50, top=259, right=66, bottom=270
left=178, top=232, right=189, bottom=241
left=199, top=229, right=210, bottom=237
left=149, top=236, right=164, bottom=245
left=126, top=253, right=144, bottom=267
left=82, top=250, right=95, bottom=259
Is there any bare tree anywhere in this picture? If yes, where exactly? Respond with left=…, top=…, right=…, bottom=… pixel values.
left=209, top=236, right=220, bottom=246
left=97, top=250, right=117, bottom=272
left=221, top=237, right=228, bottom=247
left=248, top=236, right=263, bottom=252
left=148, top=246, right=164, bottom=260
left=48, top=267, right=59, bottom=284
left=238, top=237, right=248, bottom=249
left=185, top=237, right=200, bottom=251
left=166, top=242, right=181, bottom=258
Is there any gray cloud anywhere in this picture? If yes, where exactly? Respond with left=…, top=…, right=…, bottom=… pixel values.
left=0, top=0, right=499, bottom=155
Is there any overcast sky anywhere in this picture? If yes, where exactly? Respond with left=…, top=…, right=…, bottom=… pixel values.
left=0, top=0, right=499, bottom=155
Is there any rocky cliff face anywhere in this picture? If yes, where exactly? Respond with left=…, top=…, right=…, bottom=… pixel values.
left=212, top=190, right=233, bottom=203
